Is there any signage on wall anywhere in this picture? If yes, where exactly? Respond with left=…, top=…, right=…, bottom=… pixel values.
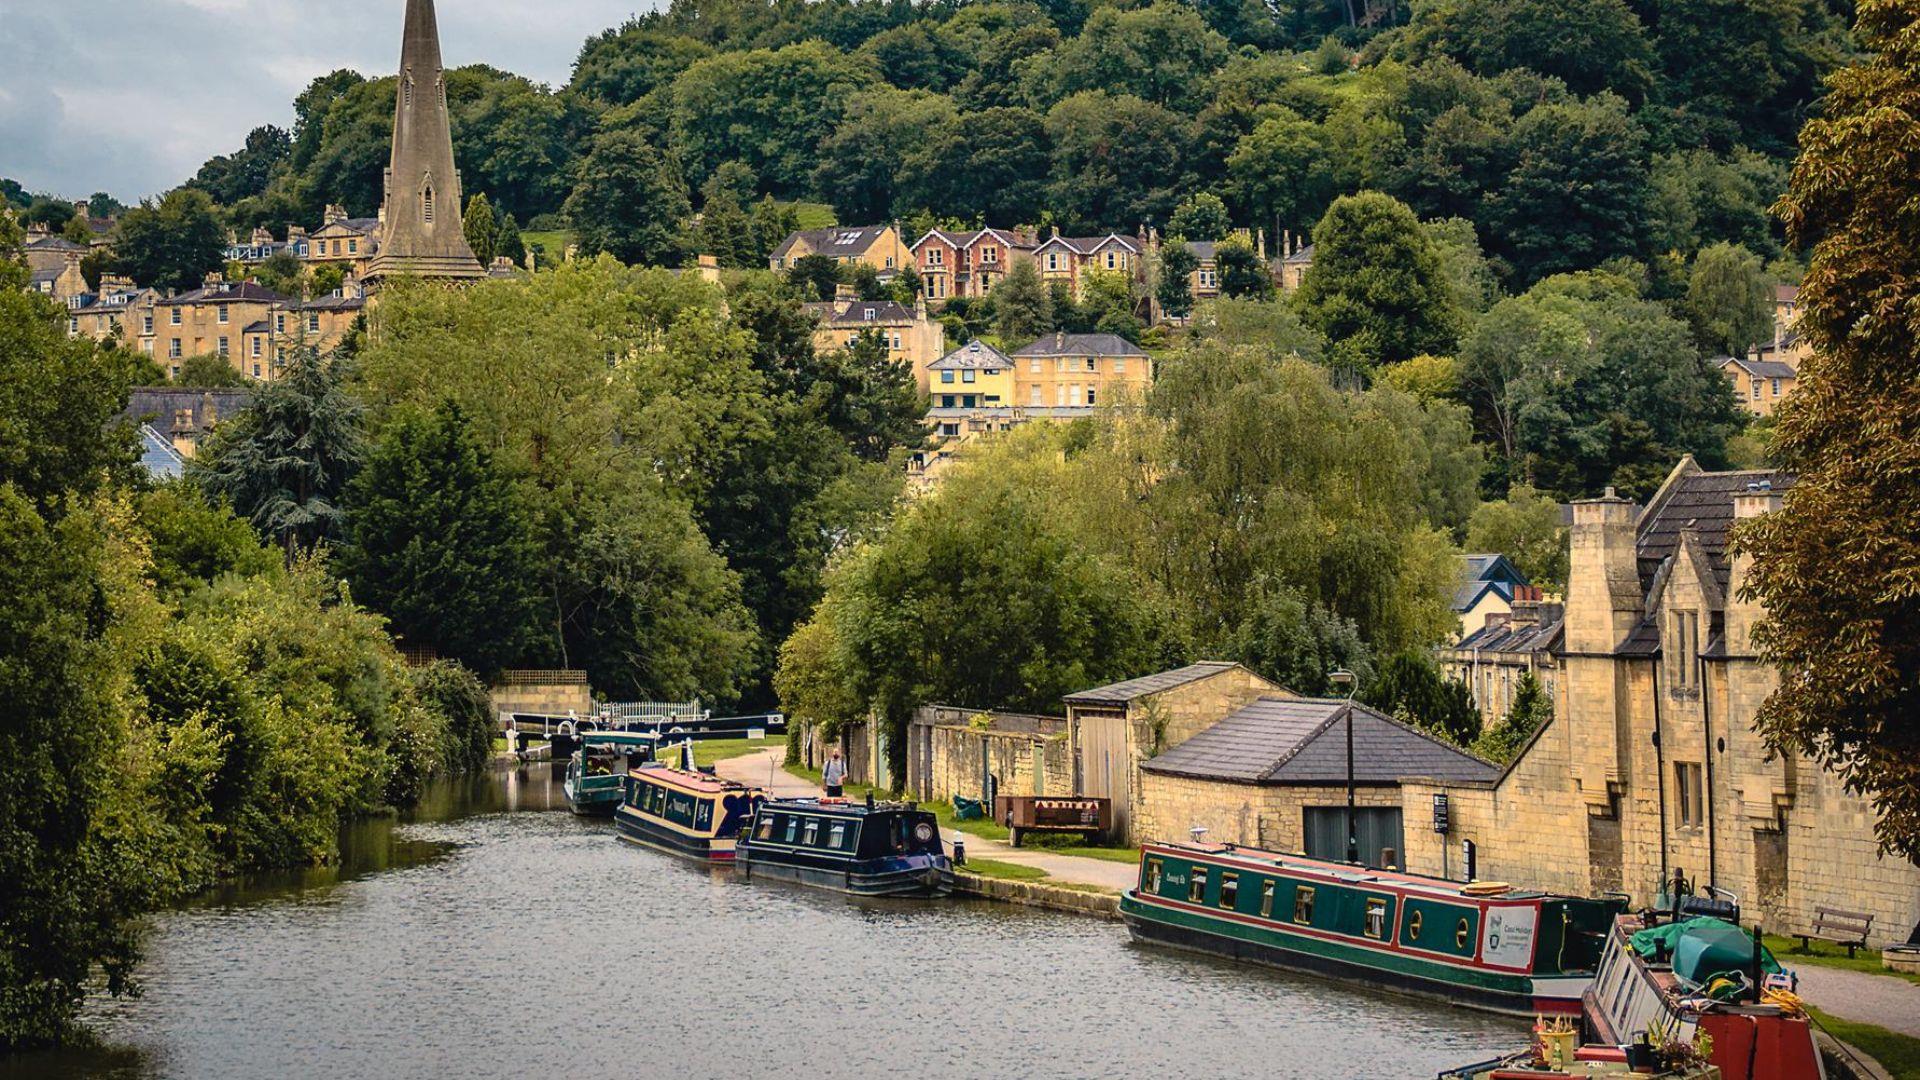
left=1432, top=793, right=1450, bottom=834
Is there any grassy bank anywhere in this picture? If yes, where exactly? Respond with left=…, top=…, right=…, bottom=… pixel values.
left=1768, top=934, right=1920, bottom=987
left=1810, top=1007, right=1920, bottom=1079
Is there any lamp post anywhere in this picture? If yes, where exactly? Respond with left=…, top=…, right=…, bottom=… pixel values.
left=1329, top=669, right=1358, bottom=865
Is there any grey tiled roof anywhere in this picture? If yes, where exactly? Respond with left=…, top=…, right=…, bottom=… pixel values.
left=1065, top=661, right=1242, bottom=705
left=137, top=424, right=184, bottom=479
left=1451, top=608, right=1564, bottom=655
left=1634, top=467, right=1792, bottom=596
left=1035, top=234, right=1140, bottom=256
left=1717, top=355, right=1798, bottom=379
left=124, top=387, right=252, bottom=430
left=1140, top=697, right=1500, bottom=786
left=774, top=224, right=888, bottom=260
left=929, top=339, right=1013, bottom=371
left=809, top=300, right=917, bottom=327
left=1010, top=332, right=1147, bottom=358
left=158, top=282, right=289, bottom=306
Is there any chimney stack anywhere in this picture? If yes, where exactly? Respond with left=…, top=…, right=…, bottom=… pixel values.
left=1565, top=487, right=1641, bottom=654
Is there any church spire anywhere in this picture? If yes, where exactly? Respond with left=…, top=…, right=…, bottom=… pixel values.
left=365, top=0, right=482, bottom=282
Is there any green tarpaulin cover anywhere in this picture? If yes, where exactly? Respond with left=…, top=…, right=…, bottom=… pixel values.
left=1629, top=917, right=1783, bottom=994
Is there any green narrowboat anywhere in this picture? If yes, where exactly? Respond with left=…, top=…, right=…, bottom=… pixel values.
left=1121, top=841, right=1626, bottom=1017
left=562, top=730, right=659, bottom=815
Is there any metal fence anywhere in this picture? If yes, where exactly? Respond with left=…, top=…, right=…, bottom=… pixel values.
left=598, top=699, right=705, bottom=723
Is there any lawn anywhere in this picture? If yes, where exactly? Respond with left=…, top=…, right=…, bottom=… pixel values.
left=1768, top=934, right=1920, bottom=987
left=675, top=736, right=776, bottom=769
left=786, top=201, right=836, bottom=229
left=520, top=229, right=569, bottom=260
left=957, top=858, right=1048, bottom=882
left=1809, top=1006, right=1920, bottom=1079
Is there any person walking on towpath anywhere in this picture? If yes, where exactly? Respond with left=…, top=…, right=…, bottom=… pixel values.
left=823, top=748, right=847, bottom=798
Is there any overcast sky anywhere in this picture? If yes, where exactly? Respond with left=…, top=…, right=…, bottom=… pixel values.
left=0, top=0, right=649, bottom=201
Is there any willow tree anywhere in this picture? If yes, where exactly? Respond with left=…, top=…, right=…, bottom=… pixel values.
left=1739, top=0, right=1920, bottom=857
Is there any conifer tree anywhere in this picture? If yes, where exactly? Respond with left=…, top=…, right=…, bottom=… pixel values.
left=462, top=193, right=498, bottom=265
left=993, top=258, right=1053, bottom=343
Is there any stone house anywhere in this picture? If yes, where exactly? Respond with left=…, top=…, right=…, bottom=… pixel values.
left=804, top=294, right=944, bottom=383
left=1397, top=457, right=1920, bottom=946
left=768, top=224, right=911, bottom=277
left=123, top=387, right=251, bottom=459
left=1137, top=697, right=1499, bottom=867
left=224, top=225, right=309, bottom=266
left=909, top=227, right=1038, bottom=305
left=1007, top=331, right=1151, bottom=410
left=1441, top=597, right=1563, bottom=726
left=1453, top=553, right=1532, bottom=638
left=306, top=205, right=380, bottom=274
left=1034, top=232, right=1142, bottom=296
left=1064, top=661, right=1287, bottom=842
left=1718, top=354, right=1799, bottom=417
left=1276, top=237, right=1314, bottom=291
left=70, top=277, right=363, bottom=381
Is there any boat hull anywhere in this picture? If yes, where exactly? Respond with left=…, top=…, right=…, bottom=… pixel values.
left=563, top=776, right=621, bottom=816
left=1121, top=892, right=1578, bottom=1018
left=613, top=806, right=736, bottom=862
left=739, top=851, right=953, bottom=897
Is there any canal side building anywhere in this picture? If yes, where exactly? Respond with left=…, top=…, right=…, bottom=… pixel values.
left=1398, top=457, right=1920, bottom=946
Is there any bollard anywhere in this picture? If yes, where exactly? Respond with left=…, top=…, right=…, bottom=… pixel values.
left=952, top=836, right=967, bottom=866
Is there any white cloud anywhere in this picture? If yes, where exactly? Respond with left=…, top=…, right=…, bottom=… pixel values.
left=0, top=0, right=650, bottom=199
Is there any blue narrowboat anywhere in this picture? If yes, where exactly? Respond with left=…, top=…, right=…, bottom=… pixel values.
left=736, top=796, right=953, bottom=897
left=562, top=730, right=659, bottom=815
left=613, top=763, right=762, bottom=862
left=1121, top=841, right=1627, bottom=1017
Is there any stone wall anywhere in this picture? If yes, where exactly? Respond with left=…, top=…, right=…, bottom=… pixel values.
left=489, top=670, right=592, bottom=721
left=913, top=706, right=1069, bottom=804
left=1136, top=772, right=1402, bottom=853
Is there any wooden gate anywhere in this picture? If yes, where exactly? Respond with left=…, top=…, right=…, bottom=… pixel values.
left=1075, top=711, right=1131, bottom=840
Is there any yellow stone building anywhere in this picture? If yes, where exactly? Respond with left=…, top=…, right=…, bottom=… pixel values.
left=769, top=224, right=911, bottom=277
left=1007, top=332, right=1151, bottom=409
left=805, top=295, right=945, bottom=383
left=67, top=277, right=365, bottom=381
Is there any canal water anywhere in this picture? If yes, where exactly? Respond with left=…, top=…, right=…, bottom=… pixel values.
left=4, top=766, right=1524, bottom=1080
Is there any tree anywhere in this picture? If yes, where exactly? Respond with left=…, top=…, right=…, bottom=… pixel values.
left=175, top=353, right=252, bottom=388
left=1297, top=193, right=1460, bottom=368
left=1362, top=650, right=1482, bottom=746
left=1227, top=110, right=1335, bottom=240
left=462, top=193, right=499, bottom=265
left=1401, top=0, right=1655, bottom=99
left=1685, top=242, right=1774, bottom=357
left=1739, top=1, right=1920, bottom=858
left=788, top=253, right=845, bottom=303
left=1486, top=95, right=1653, bottom=284
left=994, top=259, right=1054, bottom=342
left=1473, top=671, right=1551, bottom=764
left=190, top=346, right=362, bottom=561
left=898, top=105, right=1049, bottom=224
left=1040, top=2, right=1232, bottom=110
left=1234, top=584, right=1376, bottom=696
left=816, top=88, right=961, bottom=222
left=1045, top=92, right=1186, bottom=232
left=61, top=216, right=92, bottom=245
left=111, top=188, right=227, bottom=291
left=1467, top=485, right=1569, bottom=589
left=190, top=124, right=292, bottom=205
left=667, top=41, right=877, bottom=195
left=0, top=290, right=135, bottom=507
left=339, top=402, right=545, bottom=675
left=563, top=129, right=690, bottom=267
left=254, top=249, right=305, bottom=298
left=1215, top=240, right=1274, bottom=299
left=1156, top=243, right=1199, bottom=319
left=1168, top=193, right=1232, bottom=242
left=495, top=213, right=526, bottom=267
left=570, top=22, right=714, bottom=106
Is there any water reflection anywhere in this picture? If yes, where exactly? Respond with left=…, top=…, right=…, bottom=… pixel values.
left=4, top=764, right=1523, bottom=1080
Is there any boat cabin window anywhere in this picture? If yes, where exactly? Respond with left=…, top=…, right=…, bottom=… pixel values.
left=1364, top=898, right=1388, bottom=939
left=1260, top=880, right=1275, bottom=918
left=1293, top=887, right=1315, bottom=925
left=1219, top=872, right=1239, bottom=910
left=803, top=818, right=821, bottom=846
left=755, top=814, right=777, bottom=840
left=1456, top=917, right=1471, bottom=949
left=1189, top=867, right=1208, bottom=904
left=694, top=799, right=713, bottom=831
left=1144, top=858, right=1163, bottom=894
left=829, top=822, right=849, bottom=850
left=1407, top=910, right=1423, bottom=941
left=784, top=816, right=800, bottom=843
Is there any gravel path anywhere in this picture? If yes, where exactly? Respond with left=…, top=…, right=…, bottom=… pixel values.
left=1791, top=962, right=1920, bottom=1037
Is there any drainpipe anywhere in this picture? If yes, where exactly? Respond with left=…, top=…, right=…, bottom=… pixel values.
left=1700, top=652, right=1717, bottom=890
left=1651, top=656, right=1670, bottom=886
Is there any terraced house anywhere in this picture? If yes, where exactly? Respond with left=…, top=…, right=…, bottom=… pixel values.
left=65, top=277, right=365, bottom=380
left=909, top=227, right=1037, bottom=304
left=1033, top=231, right=1141, bottom=296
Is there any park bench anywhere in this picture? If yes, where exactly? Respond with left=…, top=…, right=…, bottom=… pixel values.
left=1796, top=906, right=1875, bottom=958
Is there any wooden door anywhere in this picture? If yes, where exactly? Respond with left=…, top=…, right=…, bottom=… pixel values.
left=1076, top=712, right=1130, bottom=840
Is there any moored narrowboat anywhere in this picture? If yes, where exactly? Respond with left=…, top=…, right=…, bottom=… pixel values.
left=736, top=796, right=953, bottom=897
left=1121, top=841, right=1627, bottom=1017
left=563, top=730, right=659, bottom=815
left=1582, top=902, right=1822, bottom=1080
left=612, top=763, right=762, bottom=862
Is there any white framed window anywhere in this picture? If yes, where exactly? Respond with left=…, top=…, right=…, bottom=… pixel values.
left=171, top=308, right=182, bottom=326
left=1087, top=387, right=1097, bottom=406
left=1030, top=358, right=1041, bottom=373
left=962, top=369, right=976, bottom=384
left=1057, top=384, right=1067, bottom=406
left=251, top=337, right=261, bottom=357
left=217, top=305, right=228, bottom=324
left=142, top=314, right=153, bottom=334
left=217, top=336, right=229, bottom=357
left=1674, top=762, right=1705, bottom=827
left=307, top=313, right=320, bottom=333
left=1030, top=385, right=1042, bottom=406
left=169, top=338, right=181, bottom=358
left=1772, top=378, right=1782, bottom=396
left=1114, top=356, right=1126, bottom=374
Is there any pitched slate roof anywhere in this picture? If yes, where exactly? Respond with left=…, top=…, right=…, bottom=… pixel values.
left=1281, top=243, right=1315, bottom=264
left=1634, top=465, right=1792, bottom=597
left=1453, top=606, right=1564, bottom=654
left=774, top=225, right=889, bottom=260
left=1009, top=331, right=1148, bottom=358
left=807, top=300, right=918, bottom=327
left=929, top=339, right=1013, bottom=371
left=137, top=424, right=185, bottom=479
left=1717, top=355, right=1798, bottom=379
left=24, top=236, right=88, bottom=253
left=124, top=387, right=252, bottom=430
left=157, top=282, right=289, bottom=306
left=1141, top=697, right=1500, bottom=786
left=1183, top=240, right=1218, bottom=261
left=1453, top=553, right=1529, bottom=612
left=1065, top=661, right=1243, bottom=705
left=912, top=227, right=1038, bottom=252
left=313, top=217, right=380, bottom=235
left=1035, top=234, right=1141, bottom=256
left=299, top=293, right=367, bottom=313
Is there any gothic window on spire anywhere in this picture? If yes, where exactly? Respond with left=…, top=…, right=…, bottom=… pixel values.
left=404, top=70, right=414, bottom=109
left=423, top=186, right=434, bottom=223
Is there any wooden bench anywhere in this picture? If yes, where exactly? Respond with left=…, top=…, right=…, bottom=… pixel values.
left=1797, top=906, right=1875, bottom=958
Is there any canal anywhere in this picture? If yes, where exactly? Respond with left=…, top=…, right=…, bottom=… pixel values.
left=4, top=766, right=1524, bottom=1080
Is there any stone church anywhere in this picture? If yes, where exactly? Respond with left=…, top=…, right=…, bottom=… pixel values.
left=1399, top=457, right=1920, bottom=946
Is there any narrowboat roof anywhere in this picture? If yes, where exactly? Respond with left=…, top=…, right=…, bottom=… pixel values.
left=628, top=763, right=753, bottom=794
left=1143, top=840, right=1581, bottom=904
left=756, top=796, right=930, bottom=818
left=580, top=730, right=660, bottom=748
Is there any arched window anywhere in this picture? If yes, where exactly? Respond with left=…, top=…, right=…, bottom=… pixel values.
left=422, top=186, right=434, bottom=223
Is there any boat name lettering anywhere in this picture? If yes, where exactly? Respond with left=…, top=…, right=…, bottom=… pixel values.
left=1481, top=906, right=1536, bottom=968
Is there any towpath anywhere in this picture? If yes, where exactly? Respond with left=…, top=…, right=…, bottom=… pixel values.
left=1791, top=963, right=1920, bottom=1039
left=713, top=748, right=1136, bottom=892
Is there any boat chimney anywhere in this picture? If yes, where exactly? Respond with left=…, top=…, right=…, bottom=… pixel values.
left=865, top=791, right=875, bottom=810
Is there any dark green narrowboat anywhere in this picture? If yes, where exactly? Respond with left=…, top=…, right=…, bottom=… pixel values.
left=1121, top=842, right=1626, bottom=1017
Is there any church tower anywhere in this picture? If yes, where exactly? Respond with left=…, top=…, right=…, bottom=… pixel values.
left=364, top=0, right=483, bottom=282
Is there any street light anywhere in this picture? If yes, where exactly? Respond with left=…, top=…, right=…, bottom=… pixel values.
left=1329, top=669, right=1359, bottom=866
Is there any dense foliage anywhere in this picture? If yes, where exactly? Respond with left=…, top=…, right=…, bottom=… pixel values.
left=1740, top=0, right=1920, bottom=859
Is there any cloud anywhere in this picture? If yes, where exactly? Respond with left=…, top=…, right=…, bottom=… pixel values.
left=0, top=0, right=648, bottom=199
